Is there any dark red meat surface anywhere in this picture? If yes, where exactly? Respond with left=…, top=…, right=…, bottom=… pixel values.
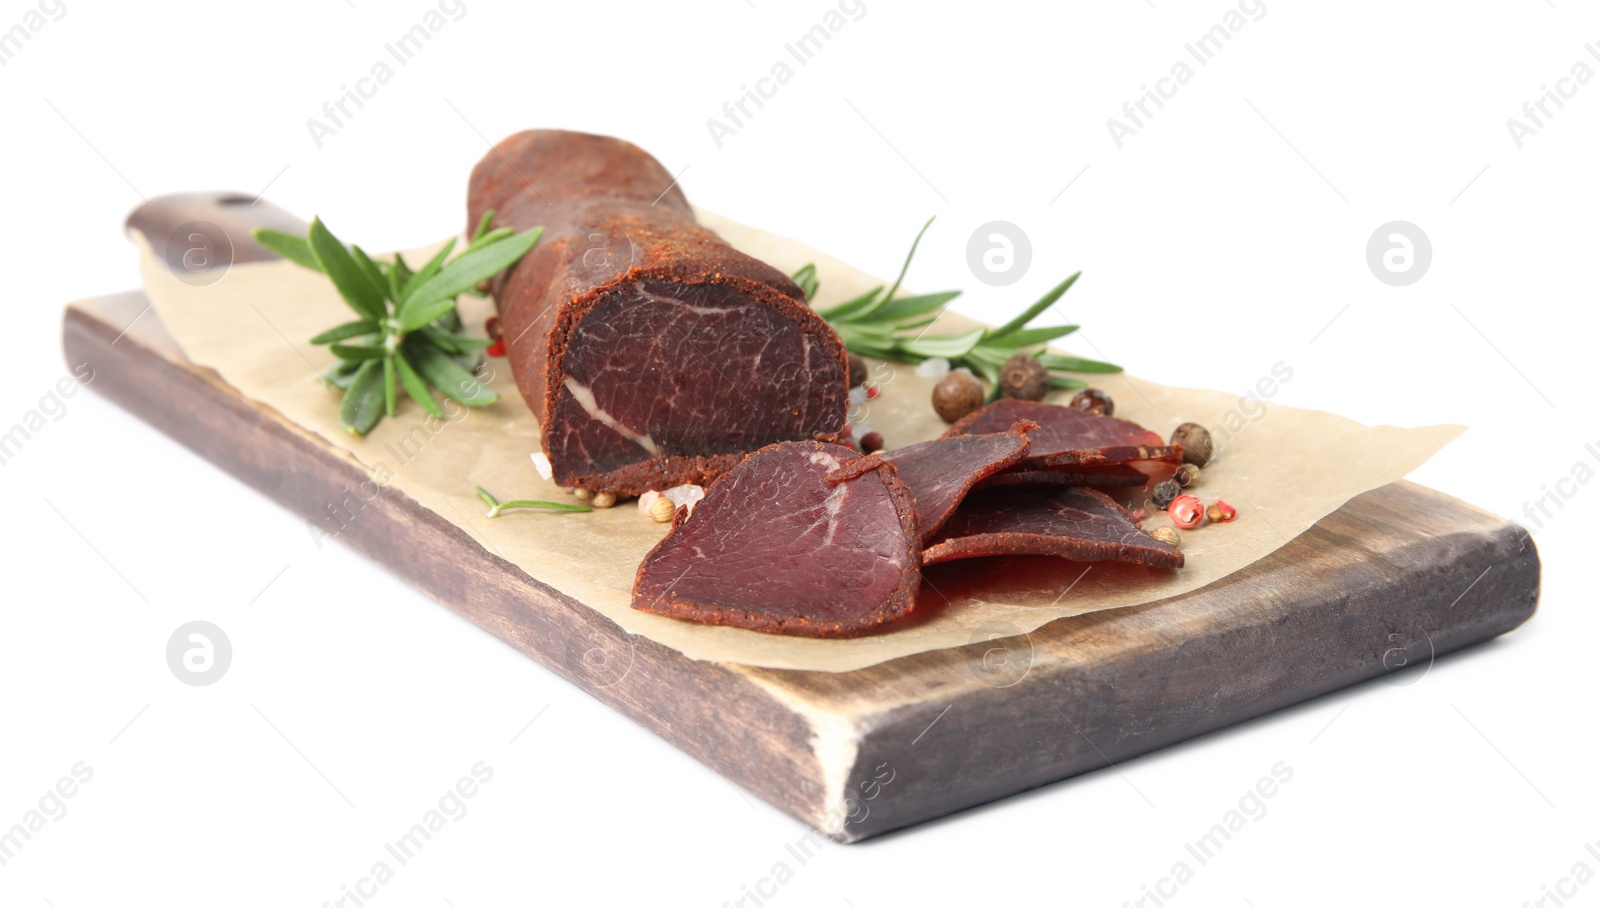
left=943, top=399, right=1176, bottom=468
left=631, top=441, right=921, bottom=637
left=975, top=464, right=1150, bottom=490
left=921, top=487, right=1183, bottom=569
left=879, top=423, right=1033, bottom=544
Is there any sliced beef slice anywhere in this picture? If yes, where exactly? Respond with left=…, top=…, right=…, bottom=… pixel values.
left=879, top=422, right=1033, bottom=544
left=470, top=130, right=848, bottom=495
left=631, top=441, right=921, bottom=637
left=975, top=463, right=1149, bottom=490
left=943, top=399, right=1176, bottom=468
left=922, top=487, right=1183, bottom=569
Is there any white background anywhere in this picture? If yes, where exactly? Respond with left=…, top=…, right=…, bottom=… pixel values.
left=2, top=1, right=1595, bottom=905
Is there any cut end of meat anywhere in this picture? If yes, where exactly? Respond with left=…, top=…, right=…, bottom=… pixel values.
left=943, top=399, right=1177, bottom=468
left=631, top=440, right=921, bottom=637
left=547, top=278, right=848, bottom=494
left=922, top=486, right=1184, bottom=570
left=879, top=421, right=1034, bottom=544
left=473, top=130, right=850, bottom=497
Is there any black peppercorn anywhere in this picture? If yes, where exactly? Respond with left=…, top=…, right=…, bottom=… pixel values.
left=1152, top=479, right=1181, bottom=510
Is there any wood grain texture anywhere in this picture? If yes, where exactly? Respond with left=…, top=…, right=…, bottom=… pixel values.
left=65, top=192, right=1540, bottom=842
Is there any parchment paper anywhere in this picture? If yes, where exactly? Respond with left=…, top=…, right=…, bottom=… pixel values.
left=131, top=211, right=1462, bottom=672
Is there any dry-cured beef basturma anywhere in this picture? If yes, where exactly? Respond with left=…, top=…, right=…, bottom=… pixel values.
left=922, top=487, right=1184, bottom=569
left=975, top=464, right=1150, bottom=491
left=944, top=399, right=1177, bottom=469
left=878, top=422, right=1034, bottom=544
left=631, top=441, right=921, bottom=637
left=469, top=130, right=849, bottom=495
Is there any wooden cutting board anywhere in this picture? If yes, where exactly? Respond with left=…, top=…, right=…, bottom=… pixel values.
left=65, top=192, right=1539, bottom=842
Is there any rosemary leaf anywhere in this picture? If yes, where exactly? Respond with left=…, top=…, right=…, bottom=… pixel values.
left=1038, top=352, right=1123, bottom=373
left=402, top=228, right=542, bottom=321
left=792, top=263, right=819, bottom=301
left=987, top=271, right=1081, bottom=339
left=309, top=320, right=379, bottom=345
left=341, top=360, right=385, bottom=436
left=850, top=216, right=934, bottom=323
left=382, top=355, right=397, bottom=418
left=980, top=324, right=1080, bottom=348
left=412, top=345, right=498, bottom=407
left=899, top=327, right=986, bottom=359
left=395, top=353, right=443, bottom=419
left=400, top=238, right=457, bottom=305
left=329, top=343, right=388, bottom=361
left=815, top=286, right=884, bottom=322
left=255, top=229, right=323, bottom=272
left=853, top=290, right=961, bottom=324
left=307, top=218, right=385, bottom=321
left=487, top=498, right=592, bottom=517
left=471, top=211, right=495, bottom=242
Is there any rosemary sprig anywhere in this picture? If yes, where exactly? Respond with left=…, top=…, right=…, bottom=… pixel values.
left=475, top=485, right=590, bottom=517
left=796, top=218, right=1120, bottom=397
left=253, top=211, right=541, bottom=436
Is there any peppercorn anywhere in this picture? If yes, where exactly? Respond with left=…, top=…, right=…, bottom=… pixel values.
left=847, top=353, right=868, bottom=389
left=1173, top=463, right=1200, bottom=488
left=932, top=371, right=985, bottom=423
left=860, top=431, right=885, bottom=453
left=572, top=487, right=595, bottom=501
left=1000, top=353, right=1050, bottom=401
left=1170, top=422, right=1214, bottom=467
left=648, top=496, right=676, bottom=523
left=1169, top=494, right=1204, bottom=529
left=1208, top=499, right=1237, bottom=523
left=1150, top=526, right=1180, bottom=548
left=1152, top=479, right=1181, bottom=510
left=591, top=491, right=618, bottom=509
left=1070, top=388, right=1114, bottom=416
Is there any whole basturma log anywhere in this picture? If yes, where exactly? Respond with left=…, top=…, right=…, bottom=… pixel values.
left=468, top=130, right=849, bottom=495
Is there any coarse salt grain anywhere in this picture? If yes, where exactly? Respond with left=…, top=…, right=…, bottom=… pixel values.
left=531, top=452, right=552, bottom=481
left=662, top=484, right=705, bottom=514
left=915, top=357, right=951, bottom=379
left=638, top=490, right=662, bottom=514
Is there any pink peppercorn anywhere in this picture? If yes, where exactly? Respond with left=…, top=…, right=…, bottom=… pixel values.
left=1169, top=494, right=1205, bottom=529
